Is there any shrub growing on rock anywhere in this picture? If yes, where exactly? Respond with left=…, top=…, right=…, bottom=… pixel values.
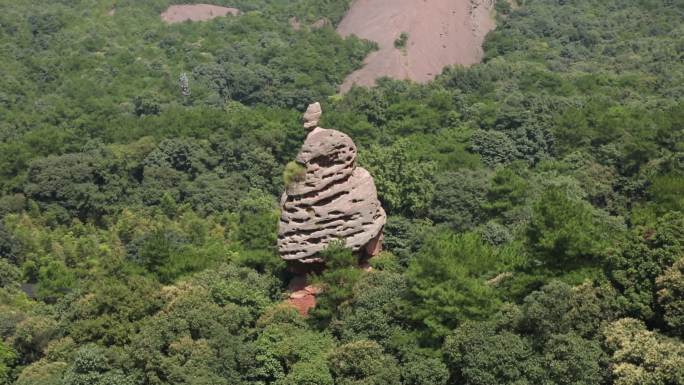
left=283, top=161, right=306, bottom=188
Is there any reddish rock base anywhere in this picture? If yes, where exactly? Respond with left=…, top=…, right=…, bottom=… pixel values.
left=283, top=237, right=382, bottom=316
left=286, top=275, right=321, bottom=316
left=365, top=231, right=383, bottom=257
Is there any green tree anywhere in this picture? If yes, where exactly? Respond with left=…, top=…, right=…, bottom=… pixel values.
left=36, top=260, right=76, bottom=300
left=360, top=139, right=436, bottom=216
left=470, top=129, right=520, bottom=166
left=656, top=257, right=684, bottom=336
left=527, top=187, right=613, bottom=267
left=59, top=276, right=162, bottom=346
left=337, top=270, right=411, bottom=346
left=0, top=258, right=20, bottom=288
left=603, top=318, right=684, bottom=385
left=606, top=212, right=684, bottom=323
left=444, top=321, right=544, bottom=385
left=648, top=173, right=684, bottom=214
left=11, top=315, right=59, bottom=365
left=520, top=281, right=620, bottom=341
left=132, top=93, right=161, bottom=117
left=126, top=227, right=184, bottom=280
left=125, top=279, right=259, bottom=385
left=407, top=232, right=506, bottom=338
left=236, top=190, right=279, bottom=252
left=62, top=344, right=134, bottom=385
left=542, top=333, right=607, bottom=385
left=24, top=149, right=130, bottom=221
left=142, top=138, right=217, bottom=179
left=382, top=216, right=433, bottom=266
left=278, top=360, right=333, bottom=385
left=400, top=355, right=449, bottom=385
left=482, top=166, right=529, bottom=220
left=14, top=360, right=67, bottom=385
left=252, top=323, right=333, bottom=384
left=310, top=242, right=363, bottom=326
left=327, top=340, right=400, bottom=385
left=0, top=341, right=16, bottom=384
left=0, top=223, right=19, bottom=264
left=181, top=172, right=246, bottom=215
left=429, top=169, right=490, bottom=231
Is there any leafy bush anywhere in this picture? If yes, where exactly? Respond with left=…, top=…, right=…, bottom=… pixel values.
left=527, top=187, right=614, bottom=267
left=361, top=140, right=436, bottom=216
left=394, top=32, right=409, bottom=49
left=283, top=161, right=306, bottom=187
left=0, top=341, right=16, bottom=383
left=407, top=231, right=516, bottom=338
left=310, top=241, right=363, bottom=326
left=656, top=257, right=684, bottom=335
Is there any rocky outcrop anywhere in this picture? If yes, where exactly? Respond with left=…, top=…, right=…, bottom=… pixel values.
left=303, top=102, right=322, bottom=130
left=278, top=103, right=386, bottom=263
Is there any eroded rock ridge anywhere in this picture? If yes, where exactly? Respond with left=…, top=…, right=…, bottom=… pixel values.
left=278, top=103, right=386, bottom=263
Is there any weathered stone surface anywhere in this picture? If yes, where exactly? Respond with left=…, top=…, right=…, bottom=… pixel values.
left=279, top=104, right=386, bottom=263
left=303, top=102, right=322, bottom=130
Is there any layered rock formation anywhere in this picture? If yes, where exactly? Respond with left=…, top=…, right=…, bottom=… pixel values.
left=278, top=103, right=386, bottom=263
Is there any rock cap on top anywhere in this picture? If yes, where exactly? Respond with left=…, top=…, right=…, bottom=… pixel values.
left=303, top=102, right=322, bottom=130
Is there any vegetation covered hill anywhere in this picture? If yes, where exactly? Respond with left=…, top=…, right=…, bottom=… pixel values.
left=0, top=0, right=683, bottom=384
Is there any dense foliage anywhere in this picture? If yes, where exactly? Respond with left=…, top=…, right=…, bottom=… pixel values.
left=0, top=0, right=683, bottom=384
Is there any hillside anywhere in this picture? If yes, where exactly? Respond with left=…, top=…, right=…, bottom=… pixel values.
left=337, top=0, right=495, bottom=91
left=0, top=0, right=683, bottom=384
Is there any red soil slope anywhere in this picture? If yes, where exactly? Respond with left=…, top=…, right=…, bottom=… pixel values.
left=337, top=0, right=495, bottom=92
left=161, top=4, right=239, bottom=24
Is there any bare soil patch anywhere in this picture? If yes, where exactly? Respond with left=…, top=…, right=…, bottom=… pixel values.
left=337, top=0, right=495, bottom=92
left=161, top=4, right=239, bottom=24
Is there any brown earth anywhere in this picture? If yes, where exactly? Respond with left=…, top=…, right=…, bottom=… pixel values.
left=337, top=0, right=495, bottom=92
left=160, top=4, right=239, bottom=24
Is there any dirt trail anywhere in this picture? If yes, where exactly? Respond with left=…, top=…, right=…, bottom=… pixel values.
left=337, top=0, right=495, bottom=92
left=161, top=4, right=239, bottom=24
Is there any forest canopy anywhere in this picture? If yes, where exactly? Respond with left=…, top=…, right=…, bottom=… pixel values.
left=0, top=0, right=683, bottom=384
